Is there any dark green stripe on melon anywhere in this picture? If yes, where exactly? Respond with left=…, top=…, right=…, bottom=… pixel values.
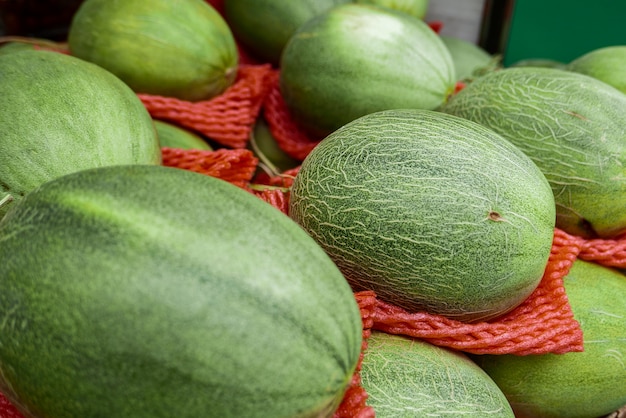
left=289, top=109, right=556, bottom=322
left=442, top=67, right=626, bottom=238
left=0, top=165, right=362, bottom=418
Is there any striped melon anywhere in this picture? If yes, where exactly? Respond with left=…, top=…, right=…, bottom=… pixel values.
left=279, top=3, right=456, bottom=138
left=0, top=165, right=362, bottom=418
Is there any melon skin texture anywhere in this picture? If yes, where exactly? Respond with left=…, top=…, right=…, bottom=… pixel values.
left=567, top=45, right=626, bottom=94
left=361, top=332, right=514, bottom=417
left=442, top=67, right=626, bottom=239
left=0, top=165, right=362, bottom=418
left=0, top=50, right=161, bottom=219
left=289, top=109, right=556, bottom=322
left=68, top=0, right=238, bottom=102
left=223, top=0, right=350, bottom=66
left=279, top=3, right=456, bottom=138
left=472, top=260, right=626, bottom=418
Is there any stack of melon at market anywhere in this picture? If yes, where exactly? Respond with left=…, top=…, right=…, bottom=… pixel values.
left=0, top=0, right=624, bottom=417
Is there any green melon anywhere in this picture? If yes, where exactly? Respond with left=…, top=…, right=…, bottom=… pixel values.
left=288, top=108, right=556, bottom=322
left=223, top=0, right=350, bottom=66
left=441, top=67, right=626, bottom=239
left=279, top=3, right=456, bottom=138
left=353, top=0, right=430, bottom=19
left=0, top=49, right=161, bottom=219
left=361, top=331, right=514, bottom=417
left=567, top=45, right=626, bottom=94
left=472, top=259, right=626, bottom=418
left=0, top=164, right=362, bottom=418
left=440, top=35, right=497, bottom=80
left=154, top=120, right=212, bottom=150
left=68, top=0, right=238, bottom=102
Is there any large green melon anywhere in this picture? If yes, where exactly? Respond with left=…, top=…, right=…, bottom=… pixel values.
left=361, top=331, right=514, bottom=417
left=0, top=165, right=362, bottom=418
left=223, top=0, right=350, bottom=66
left=279, top=3, right=456, bottom=138
left=472, top=259, right=626, bottom=418
left=68, top=0, right=238, bottom=101
left=442, top=67, right=626, bottom=239
left=289, top=109, right=556, bottom=322
left=0, top=49, right=161, bottom=219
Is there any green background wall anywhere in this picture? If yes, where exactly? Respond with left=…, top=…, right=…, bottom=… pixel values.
left=503, top=0, right=626, bottom=66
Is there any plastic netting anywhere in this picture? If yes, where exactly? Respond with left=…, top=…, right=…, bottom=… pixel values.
left=139, top=64, right=274, bottom=149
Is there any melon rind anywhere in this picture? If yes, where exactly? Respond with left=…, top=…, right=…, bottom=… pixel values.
left=442, top=67, right=626, bottom=238
left=279, top=3, right=456, bottom=138
left=472, top=260, right=626, bottom=418
left=0, top=50, right=161, bottom=219
left=289, top=108, right=556, bottom=322
left=0, top=165, right=362, bottom=418
left=361, top=331, right=515, bottom=417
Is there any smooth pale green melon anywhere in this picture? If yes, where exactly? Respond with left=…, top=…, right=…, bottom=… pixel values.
left=440, top=35, right=497, bottom=80
left=0, top=164, right=362, bottom=418
left=279, top=3, right=456, bottom=138
left=289, top=109, right=556, bottom=322
left=153, top=120, right=212, bottom=150
left=0, top=50, right=161, bottom=219
left=223, top=0, right=350, bottom=66
left=354, top=0, right=429, bottom=19
left=442, top=67, right=626, bottom=239
left=68, top=0, right=238, bottom=101
left=361, top=331, right=514, bottom=417
left=472, top=259, right=626, bottom=418
left=567, top=45, right=626, bottom=94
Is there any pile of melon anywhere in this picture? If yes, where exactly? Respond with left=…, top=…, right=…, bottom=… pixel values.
left=0, top=0, right=624, bottom=417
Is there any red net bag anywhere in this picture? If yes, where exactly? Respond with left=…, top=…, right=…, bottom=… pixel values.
left=139, top=64, right=274, bottom=149
left=161, top=147, right=258, bottom=188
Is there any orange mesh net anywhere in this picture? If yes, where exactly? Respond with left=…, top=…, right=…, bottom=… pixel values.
left=139, top=64, right=274, bottom=149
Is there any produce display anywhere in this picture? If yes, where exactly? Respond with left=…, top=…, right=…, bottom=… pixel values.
left=0, top=0, right=625, bottom=417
